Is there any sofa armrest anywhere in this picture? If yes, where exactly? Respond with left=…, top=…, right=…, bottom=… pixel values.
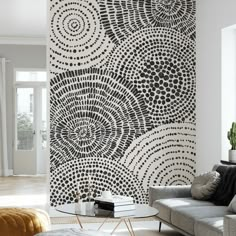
left=149, top=185, right=192, bottom=206
left=224, top=215, right=236, bottom=236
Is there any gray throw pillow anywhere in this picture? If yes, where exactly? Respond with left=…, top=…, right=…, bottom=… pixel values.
left=228, top=195, right=236, bottom=213
left=191, top=171, right=221, bottom=200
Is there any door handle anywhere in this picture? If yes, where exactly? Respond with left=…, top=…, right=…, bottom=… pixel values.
left=33, top=130, right=36, bottom=135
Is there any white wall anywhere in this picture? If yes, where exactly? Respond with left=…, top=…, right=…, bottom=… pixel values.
left=196, top=0, right=236, bottom=173
left=221, top=26, right=236, bottom=161
left=0, top=44, right=46, bottom=171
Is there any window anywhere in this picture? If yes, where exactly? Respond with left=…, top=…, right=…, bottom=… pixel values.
left=16, top=71, right=46, bottom=82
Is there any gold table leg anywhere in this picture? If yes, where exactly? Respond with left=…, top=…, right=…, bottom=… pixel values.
left=111, top=219, right=123, bottom=235
left=124, top=219, right=134, bottom=236
left=111, top=218, right=135, bottom=236
left=76, top=215, right=83, bottom=229
left=127, top=218, right=135, bottom=236
left=97, top=217, right=110, bottom=231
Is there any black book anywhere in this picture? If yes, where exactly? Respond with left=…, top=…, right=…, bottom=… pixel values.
left=94, top=201, right=135, bottom=212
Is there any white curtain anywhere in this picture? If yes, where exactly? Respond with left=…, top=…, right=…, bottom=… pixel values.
left=0, top=58, right=9, bottom=176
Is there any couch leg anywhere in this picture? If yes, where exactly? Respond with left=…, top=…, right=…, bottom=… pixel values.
left=159, top=222, right=162, bottom=232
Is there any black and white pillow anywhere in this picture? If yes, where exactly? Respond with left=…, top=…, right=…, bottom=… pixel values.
left=191, top=171, right=221, bottom=200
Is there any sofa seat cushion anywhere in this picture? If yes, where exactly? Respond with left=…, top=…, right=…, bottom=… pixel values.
left=153, top=198, right=214, bottom=223
left=171, top=206, right=230, bottom=235
left=194, top=217, right=223, bottom=236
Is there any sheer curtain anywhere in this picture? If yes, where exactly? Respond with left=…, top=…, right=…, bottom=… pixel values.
left=0, top=58, right=9, bottom=176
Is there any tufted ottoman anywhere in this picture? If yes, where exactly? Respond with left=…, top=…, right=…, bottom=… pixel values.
left=0, top=208, right=50, bottom=236
left=35, top=228, right=112, bottom=236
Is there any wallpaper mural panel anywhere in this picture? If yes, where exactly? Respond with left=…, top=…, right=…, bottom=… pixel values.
left=50, top=0, right=196, bottom=206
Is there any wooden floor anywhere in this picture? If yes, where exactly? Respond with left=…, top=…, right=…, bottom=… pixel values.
left=0, top=175, right=48, bottom=210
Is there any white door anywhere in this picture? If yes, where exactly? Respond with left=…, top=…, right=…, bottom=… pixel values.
left=14, top=87, right=36, bottom=174
left=14, top=70, right=47, bottom=175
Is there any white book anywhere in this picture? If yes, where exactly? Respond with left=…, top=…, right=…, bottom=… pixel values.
left=94, top=195, right=133, bottom=204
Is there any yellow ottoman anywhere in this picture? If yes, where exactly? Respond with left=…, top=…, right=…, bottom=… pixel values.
left=0, top=208, right=50, bottom=236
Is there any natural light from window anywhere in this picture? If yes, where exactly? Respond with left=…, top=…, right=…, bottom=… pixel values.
left=16, top=71, right=47, bottom=82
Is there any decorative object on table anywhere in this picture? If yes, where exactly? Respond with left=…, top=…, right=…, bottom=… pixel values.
left=191, top=171, right=221, bottom=200
left=94, top=195, right=135, bottom=212
left=75, top=182, right=81, bottom=203
left=88, top=174, right=92, bottom=201
left=101, top=190, right=112, bottom=199
left=76, top=175, right=93, bottom=203
left=227, top=122, right=236, bottom=163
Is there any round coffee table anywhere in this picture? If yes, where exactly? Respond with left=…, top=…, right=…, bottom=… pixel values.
left=56, top=202, right=158, bottom=236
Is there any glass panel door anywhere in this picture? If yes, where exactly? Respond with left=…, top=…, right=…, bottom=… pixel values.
left=14, top=69, right=47, bottom=175
left=16, top=88, right=35, bottom=151
left=14, top=87, right=36, bottom=175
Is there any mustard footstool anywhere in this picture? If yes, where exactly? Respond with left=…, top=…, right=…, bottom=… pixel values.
left=0, top=208, right=50, bottom=236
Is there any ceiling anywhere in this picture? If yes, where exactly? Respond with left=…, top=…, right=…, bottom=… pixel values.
left=0, top=0, right=47, bottom=43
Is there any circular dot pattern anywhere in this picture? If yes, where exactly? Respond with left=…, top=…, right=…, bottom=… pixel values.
left=50, top=0, right=115, bottom=75
left=120, top=123, right=196, bottom=191
left=108, top=27, right=196, bottom=126
left=99, top=0, right=195, bottom=45
left=50, top=157, right=147, bottom=207
left=50, top=68, right=151, bottom=170
left=151, top=0, right=196, bottom=40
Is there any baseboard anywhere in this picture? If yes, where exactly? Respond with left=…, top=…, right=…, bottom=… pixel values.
left=0, top=169, right=12, bottom=176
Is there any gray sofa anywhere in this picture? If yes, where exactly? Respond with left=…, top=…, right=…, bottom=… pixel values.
left=149, top=165, right=236, bottom=236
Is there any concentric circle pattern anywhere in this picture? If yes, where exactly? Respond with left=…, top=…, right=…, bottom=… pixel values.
left=120, top=123, right=196, bottom=192
left=108, top=27, right=196, bottom=126
left=49, top=0, right=196, bottom=206
left=151, top=0, right=196, bottom=40
left=50, top=0, right=115, bottom=75
left=99, top=0, right=152, bottom=45
left=99, top=0, right=195, bottom=45
left=50, top=158, right=147, bottom=207
left=50, top=69, right=151, bottom=170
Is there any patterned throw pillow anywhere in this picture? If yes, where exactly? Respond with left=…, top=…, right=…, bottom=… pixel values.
left=191, top=171, right=221, bottom=200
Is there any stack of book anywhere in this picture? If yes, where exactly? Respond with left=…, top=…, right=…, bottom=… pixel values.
left=94, top=195, right=135, bottom=217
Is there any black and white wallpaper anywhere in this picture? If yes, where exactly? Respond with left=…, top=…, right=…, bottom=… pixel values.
left=50, top=0, right=196, bottom=206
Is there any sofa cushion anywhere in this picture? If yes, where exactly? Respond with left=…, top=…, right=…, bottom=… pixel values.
left=194, top=217, right=223, bottom=236
left=191, top=171, right=221, bottom=200
left=171, top=206, right=230, bottom=235
left=228, top=194, right=236, bottom=213
left=153, top=198, right=214, bottom=223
